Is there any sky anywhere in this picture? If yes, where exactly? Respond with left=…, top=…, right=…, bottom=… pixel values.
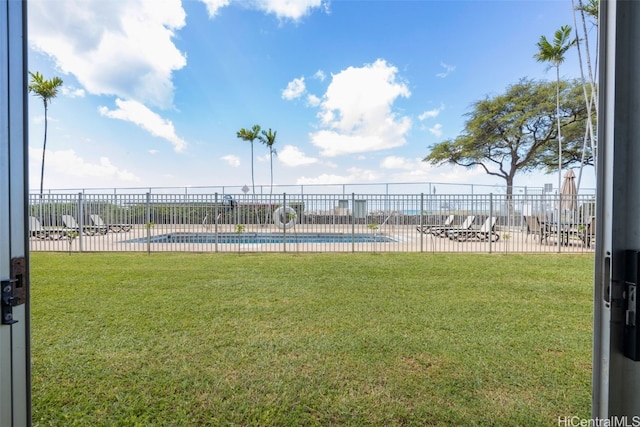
left=26, top=0, right=598, bottom=194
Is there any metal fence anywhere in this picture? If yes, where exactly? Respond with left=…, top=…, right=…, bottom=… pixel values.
left=28, top=192, right=596, bottom=254
left=32, top=181, right=597, bottom=196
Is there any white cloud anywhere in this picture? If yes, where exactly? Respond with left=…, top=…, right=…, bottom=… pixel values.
left=198, top=0, right=328, bottom=21
left=437, top=166, right=486, bottom=183
left=296, top=167, right=380, bottom=185
left=429, top=123, right=443, bottom=138
left=221, top=155, right=241, bottom=167
left=436, top=62, right=456, bottom=78
left=148, top=149, right=159, bottom=155
left=278, top=145, right=318, bottom=167
left=61, top=86, right=86, bottom=98
left=253, top=0, right=329, bottom=21
left=378, top=155, right=451, bottom=182
left=282, top=77, right=306, bottom=100
left=307, top=94, right=321, bottom=107
left=29, top=147, right=140, bottom=183
left=419, top=105, right=443, bottom=121
left=99, top=99, right=187, bottom=152
left=199, top=0, right=231, bottom=17
left=28, top=0, right=187, bottom=109
left=313, top=70, right=326, bottom=81
left=380, top=155, right=415, bottom=170
left=310, top=59, right=412, bottom=157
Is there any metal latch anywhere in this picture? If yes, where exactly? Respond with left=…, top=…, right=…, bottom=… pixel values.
left=2, top=279, right=19, bottom=325
left=1, top=257, right=27, bottom=325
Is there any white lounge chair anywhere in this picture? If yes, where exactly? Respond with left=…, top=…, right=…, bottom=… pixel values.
left=29, top=216, right=66, bottom=240
left=90, top=214, right=132, bottom=233
left=417, top=214, right=455, bottom=235
left=61, top=214, right=107, bottom=236
left=431, top=215, right=475, bottom=238
left=449, top=216, right=499, bottom=242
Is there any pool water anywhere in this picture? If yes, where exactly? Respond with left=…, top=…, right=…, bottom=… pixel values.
left=124, top=232, right=397, bottom=244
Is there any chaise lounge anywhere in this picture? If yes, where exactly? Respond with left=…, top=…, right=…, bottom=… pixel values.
left=448, top=216, right=499, bottom=242
left=29, top=216, right=67, bottom=240
left=416, top=214, right=455, bottom=235
left=90, top=214, right=132, bottom=233
left=61, top=214, right=108, bottom=236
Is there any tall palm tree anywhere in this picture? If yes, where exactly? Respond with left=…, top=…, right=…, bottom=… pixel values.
left=258, top=128, right=278, bottom=196
left=534, top=25, right=576, bottom=249
left=534, top=25, right=576, bottom=191
left=573, top=0, right=599, bottom=187
left=28, top=71, right=63, bottom=197
left=236, top=124, right=261, bottom=196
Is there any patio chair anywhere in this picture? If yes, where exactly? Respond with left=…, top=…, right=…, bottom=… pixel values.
left=448, top=216, right=499, bottom=242
left=61, top=214, right=106, bottom=236
left=580, top=216, right=596, bottom=248
left=29, top=216, right=66, bottom=240
left=416, top=214, right=455, bottom=235
left=430, top=215, right=475, bottom=238
left=90, top=214, right=132, bottom=233
left=524, top=215, right=549, bottom=242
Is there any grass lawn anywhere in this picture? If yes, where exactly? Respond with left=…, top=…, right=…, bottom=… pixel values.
left=30, top=252, right=593, bottom=426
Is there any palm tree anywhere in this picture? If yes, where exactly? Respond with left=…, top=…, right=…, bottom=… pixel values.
left=236, top=124, right=261, bottom=196
left=534, top=25, right=576, bottom=249
left=534, top=25, right=576, bottom=191
left=28, top=71, right=63, bottom=197
left=572, top=0, right=599, bottom=188
left=258, top=128, right=278, bottom=196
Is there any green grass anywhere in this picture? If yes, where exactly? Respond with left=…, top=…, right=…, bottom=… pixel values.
left=30, top=253, right=593, bottom=426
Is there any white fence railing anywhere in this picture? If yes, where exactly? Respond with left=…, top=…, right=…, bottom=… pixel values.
left=28, top=192, right=596, bottom=253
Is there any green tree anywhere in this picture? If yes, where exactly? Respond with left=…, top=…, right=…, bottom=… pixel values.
left=576, top=0, right=598, bottom=23
left=423, top=79, right=590, bottom=199
left=534, top=25, right=577, bottom=195
left=236, top=124, right=261, bottom=196
left=28, top=71, right=63, bottom=197
left=258, top=128, right=278, bottom=196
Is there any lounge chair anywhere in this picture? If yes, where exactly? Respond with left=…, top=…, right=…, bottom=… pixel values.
left=90, top=214, right=132, bottom=233
left=429, top=215, right=475, bottom=238
left=448, top=216, right=499, bottom=242
left=416, top=214, right=455, bottom=235
left=524, top=215, right=550, bottom=242
left=580, top=216, right=596, bottom=248
left=431, top=215, right=476, bottom=238
left=29, top=216, right=66, bottom=240
left=61, top=214, right=107, bottom=236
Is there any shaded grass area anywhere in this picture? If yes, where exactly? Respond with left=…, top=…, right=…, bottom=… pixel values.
left=31, top=253, right=593, bottom=426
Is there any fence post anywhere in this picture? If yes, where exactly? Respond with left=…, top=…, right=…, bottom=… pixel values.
left=420, top=193, right=424, bottom=253
left=351, top=193, right=356, bottom=252
left=282, top=193, right=287, bottom=253
left=146, top=192, right=151, bottom=254
left=78, top=192, right=84, bottom=252
left=214, top=193, right=218, bottom=253
left=489, top=193, right=493, bottom=254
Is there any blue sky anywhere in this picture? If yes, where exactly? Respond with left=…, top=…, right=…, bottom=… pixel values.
left=27, top=0, right=597, bottom=193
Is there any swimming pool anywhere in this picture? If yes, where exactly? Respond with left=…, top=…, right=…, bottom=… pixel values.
left=124, top=232, right=398, bottom=244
